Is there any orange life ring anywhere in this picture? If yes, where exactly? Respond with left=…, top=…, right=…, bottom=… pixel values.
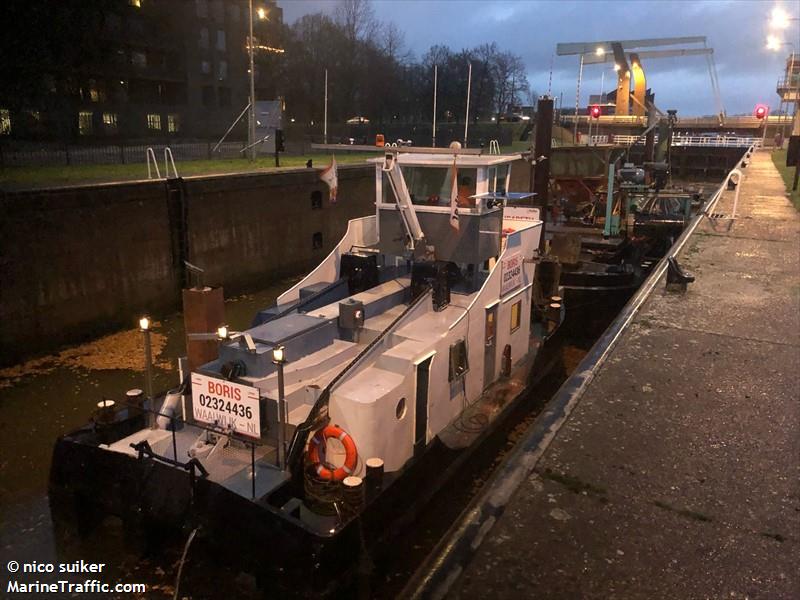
left=307, top=424, right=358, bottom=481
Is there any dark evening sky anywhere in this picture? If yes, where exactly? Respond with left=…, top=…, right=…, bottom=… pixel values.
left=281, top=0, right=800, bottom=116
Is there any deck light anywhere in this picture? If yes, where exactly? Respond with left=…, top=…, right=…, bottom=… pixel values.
left=272, top=345, right=287, bottom=469
left=613, top=64, right=621, bottom=71
left=595, top=47, right=605, bottom=56
left=272, top=345, right=285, bottom=364
left=257, top=6, right=267, bottom=20
left=138, top=316, right=154, bottom=413
left=217, top=324, right=229, bottom=340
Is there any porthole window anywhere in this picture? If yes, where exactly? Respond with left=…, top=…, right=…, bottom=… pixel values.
left=395, top=397, right=406, bottom=420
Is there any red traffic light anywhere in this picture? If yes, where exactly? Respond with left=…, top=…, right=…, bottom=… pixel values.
left=590, top=105, right=601, bottom=119
left=754, top=104, right=768, bottom=119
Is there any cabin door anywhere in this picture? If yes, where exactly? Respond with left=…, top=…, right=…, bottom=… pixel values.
left=414, top=355, right=433, bottom=457
left=484, top=304, right=498, bottom=388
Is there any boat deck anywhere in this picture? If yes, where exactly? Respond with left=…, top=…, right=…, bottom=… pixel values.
left=105, top=425, right=287, bottom=499
left=417, top=151, right=800, bottom=599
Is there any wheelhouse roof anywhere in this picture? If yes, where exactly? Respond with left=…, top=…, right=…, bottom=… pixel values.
left=368, top=152, right=522, bottom=168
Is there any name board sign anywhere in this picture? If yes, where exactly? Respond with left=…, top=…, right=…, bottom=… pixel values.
left=500, top=252, right=523, bottom=296
left=504, top=207, right=540, bottom=222
left=191, top=373, right=261, bottom=438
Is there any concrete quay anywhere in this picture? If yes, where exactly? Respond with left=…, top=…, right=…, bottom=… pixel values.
left=445, top=151, right=800, bottom=599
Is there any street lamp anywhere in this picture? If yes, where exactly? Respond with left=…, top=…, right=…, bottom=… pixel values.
left=272, top=345, right=287, bottom=468
left=770, top=6, right=799, bottom=29
left=247, top=1, right=257, bottom=162
left=139, top=315, right=154, bottom=426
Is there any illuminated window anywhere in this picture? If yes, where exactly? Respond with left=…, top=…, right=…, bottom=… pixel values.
left=199, top=27, right=209, bottom=49
left=147, top=113, right=161, bottom=130
left=216, top=29, right=226, bottom=51
left=1, top=109, right=11, bottom=135
left=78, top=111, right=93, bottom=135
left=167, top=114, right=180, bottom=133
left=217, top=60, right=227, bottom=80
left=103, top=112, right=118, bottom=131
left=510, top=300, right=521, bottom=333
left=129, top=0, right=141, bottom=7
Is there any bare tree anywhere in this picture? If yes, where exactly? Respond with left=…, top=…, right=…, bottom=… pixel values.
left=335, top=0, right=376, bottom=43
left=380, top=21, right=409, bottom=64
left=526, top=86, right=540, bottom=107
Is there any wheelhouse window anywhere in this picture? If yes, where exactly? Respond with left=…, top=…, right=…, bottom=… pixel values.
left=382, top=166, right=477, bottom=207
left=167, top=114, right=180, bottom=133
left=147, top=113, right=161, bottom=130
left=510, top=300, right=521, bottom=333
left=448, top=339, right=469, bottom=381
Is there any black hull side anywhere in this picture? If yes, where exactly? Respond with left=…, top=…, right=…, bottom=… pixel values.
left=558, top=268, right=641, bottom=339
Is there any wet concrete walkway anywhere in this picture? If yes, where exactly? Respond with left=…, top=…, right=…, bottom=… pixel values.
left=448, top=151, right=800, bottom=599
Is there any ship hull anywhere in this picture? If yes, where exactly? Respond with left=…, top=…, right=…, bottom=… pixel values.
left=49, top=328, right=565, bottom=597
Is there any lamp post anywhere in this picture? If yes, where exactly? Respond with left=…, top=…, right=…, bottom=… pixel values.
left=272, top=345, right=287, bottom=468
left=573, top=52, right=585, bottom=143
left=767, top=4, right=800, bottom=138
left=139, top=316, right=154, bottom=427
left=767, top=38, right=796, bottom=139
left=247, top=0, right=257, bottom=161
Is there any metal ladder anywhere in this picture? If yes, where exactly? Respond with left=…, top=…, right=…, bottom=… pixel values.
left=146, top=147, right=180, bottom=179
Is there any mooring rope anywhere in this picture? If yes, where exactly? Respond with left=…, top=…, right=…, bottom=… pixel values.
left=173, top=526, right=199, bottom=600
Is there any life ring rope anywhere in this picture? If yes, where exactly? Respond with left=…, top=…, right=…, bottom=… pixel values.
left=307, top=424, right=358, bottom=481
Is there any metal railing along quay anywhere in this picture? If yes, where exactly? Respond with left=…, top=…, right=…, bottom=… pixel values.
left=402, top=144, right=757, bottom=600
left=562, top=114, right=784, bottom=128
left=581, top=134, right=762, bottom=148
left=0, top=140, right=245, bottom=168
